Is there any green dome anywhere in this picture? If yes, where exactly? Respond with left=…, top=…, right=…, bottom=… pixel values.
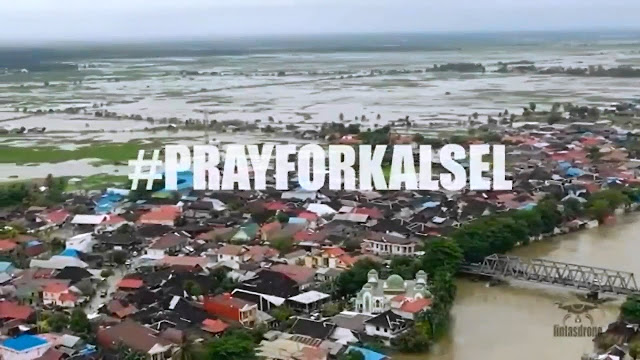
left=386, top=274, right=405, bottom=290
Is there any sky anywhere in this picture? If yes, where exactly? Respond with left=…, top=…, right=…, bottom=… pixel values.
left=1, top=0, right=639, bottom=43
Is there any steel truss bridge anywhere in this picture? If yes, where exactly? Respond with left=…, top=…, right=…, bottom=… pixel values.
left=460, top=254, right=640, bottom=295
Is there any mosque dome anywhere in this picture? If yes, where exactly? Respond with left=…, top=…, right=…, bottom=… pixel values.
left=386, top=274, right=405, bottom=290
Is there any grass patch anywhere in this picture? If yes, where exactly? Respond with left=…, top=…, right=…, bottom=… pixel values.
left=0, top=141, right=159, bottom=164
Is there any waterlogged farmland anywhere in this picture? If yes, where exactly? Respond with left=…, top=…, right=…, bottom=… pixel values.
left=1, top=33, right=640, bottom=180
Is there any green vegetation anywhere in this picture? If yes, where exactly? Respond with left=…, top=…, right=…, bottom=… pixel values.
left=206, top=328, right=257, bottom=360
left=0, top=141, right=157, bottom=164
left=0, top=174, right=66, bottom=208
left=621, top=296, right=640, bottom=324
left=334, top=240, right=463, bottom=354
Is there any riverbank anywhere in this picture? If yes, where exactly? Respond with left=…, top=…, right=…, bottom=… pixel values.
left=420, top=212, right=640, bottom=360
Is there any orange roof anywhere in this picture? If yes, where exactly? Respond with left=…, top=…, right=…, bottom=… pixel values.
left=202, top=319, right=229, bottom=334
left=338, top=254, right=357, bottom=267
left=43, top=282, right=69, bottom=293
left=138, top=206, right=180, bottom=223
left=323, top=247, right=346, bottom=257
left=117, top=278, right=144, bottom=289
left=400, top=298, right=432, bottom=313
left=59, top=292, right=78, bottom=303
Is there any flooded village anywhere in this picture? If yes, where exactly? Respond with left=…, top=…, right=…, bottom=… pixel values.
left=1, top=33, right=640, bottom=360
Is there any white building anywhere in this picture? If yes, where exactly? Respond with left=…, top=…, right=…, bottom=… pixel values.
left=361, top=232, right=418, bottom=256
left=0, top=335, right=52, bottom=360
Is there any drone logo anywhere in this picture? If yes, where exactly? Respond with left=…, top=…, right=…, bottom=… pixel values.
left=556, top=302, right=597, bottom=325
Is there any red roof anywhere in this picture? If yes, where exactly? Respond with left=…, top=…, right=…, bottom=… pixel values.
left=59, top=292, right=78, bottom=303
left=400, top=298, right=432, bottom=313
left=296, top=211, right=319, bottom=221
left=323, top=247, right=346, bottom=257
left=0, top=240, right=17, bottom=252
left=117, top=278, right=144, bottom=289
left=43, top=282, right=69, bottom=293
left=0, top=301, right=34, bottom=320
left=44, top=209, right=70, bottom=225
left=264, top=201, right=289, bottom=211
left=354, top=207, right=384, bottom=219
left=202, top=319, right=229, bottom=334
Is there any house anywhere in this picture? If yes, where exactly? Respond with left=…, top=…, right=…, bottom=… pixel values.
left=234, top=270, right=299, bottom=312
left=270, top=264, right=316, bottom=290
left=0, top=261, right=16, bottom=275
left=217, top=244, right=245, bottom=263
left=0, top=334, right=51, bottom=360
left=42, top=282, right=79, bottom=308
left=204, top=293, right=257, bottom=327
left=138, top=205, right=181, bottom=226
left=0, top=300, right=34, bottom=322
left=147, top=232, right=190, bottom=257
left=159, top=256, right=208, bottom=271
left=361, top=232, right=419, bottom=256
left=201, top=319, right=229, bottom=336
left=65, top=233, right=96, bottom=253
left=97, top=320, right=176, bottom=359
left=364, top=310, right=411, bottom=340
left=117, top=278, right=144, bottom=290
left=70, top=214, right=108, bottom=226
left=290, top=317, right=336, bottom=340
left=304, top=247, right=356, bottom=269
left=287, top=291, right=331, bottom=313
left=355, top=270, right=431, bottom=315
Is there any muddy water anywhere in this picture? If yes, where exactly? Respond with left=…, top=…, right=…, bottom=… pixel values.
left=420, top=213, right=640, bottom=360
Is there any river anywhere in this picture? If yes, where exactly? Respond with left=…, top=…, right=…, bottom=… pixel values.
left=414, top=213, right=640, bottom=360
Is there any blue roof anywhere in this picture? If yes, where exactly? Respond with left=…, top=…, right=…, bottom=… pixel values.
left=565, top=167, right=585, bottom=177
left=59, top=248, right=79, bottom=258
left=2, top=335, right=48, bottom=351
left=156, top=171, right=194, bottom=195
left=0, top=262, right=13, bottom=272
left=519, top=203, right=537, bottom=210
left=346, top=346, right=387, bottom=360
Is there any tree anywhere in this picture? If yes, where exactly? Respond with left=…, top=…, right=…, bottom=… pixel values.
left=389, top=256, right=420, bottom=279
left=335, top=258, right=382, bottom=298
left=529, top=102, right=536, bottom=111
left=420, top=239, right=463, bottom=277
left=276, top=212, right=289, bottom=223
left=206, top=331, right=257, bottom=360
left=392, top=325, right=430, bottom=353
left=588, top=199, right=611, bottom=223
left=321, top=302, right=341, bottom=317
left=270, top=236, right=293, bottom=254
left=630, top=341, right=640, bottom=360
left=621, top=296, right=640, bottom=323
left=271, top=306, right=293, bottom=323
left=339, top=350, right=365, bottom=360
left=562, top=198, right=584, bottom=220
left=70, top=308, right=91, bottom=334
left=47, top=312, right=69, bottom=332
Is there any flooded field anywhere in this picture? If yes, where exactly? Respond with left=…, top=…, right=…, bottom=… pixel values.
left=1, top=34, right=640, bottom=180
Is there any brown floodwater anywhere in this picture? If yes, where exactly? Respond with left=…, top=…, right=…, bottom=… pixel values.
left=410, top=213, right=640, bottom=360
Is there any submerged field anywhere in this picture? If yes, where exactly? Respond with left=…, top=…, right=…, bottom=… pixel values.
left=1, top=34, right=640, bottom=180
